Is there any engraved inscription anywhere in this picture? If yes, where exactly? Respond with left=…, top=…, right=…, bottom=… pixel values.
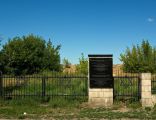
left=89, top=56, right=113, bottom=88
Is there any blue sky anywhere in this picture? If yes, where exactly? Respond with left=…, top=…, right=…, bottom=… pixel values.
left=0, top=0, right=156, bottom=64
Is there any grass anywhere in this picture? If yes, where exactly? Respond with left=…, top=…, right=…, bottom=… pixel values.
left=1, top=98, right=156, bottom=119
left=0, top=97, right=83, bottom=119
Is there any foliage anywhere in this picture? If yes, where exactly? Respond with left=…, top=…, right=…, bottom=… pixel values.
left=62, top=58, right=71, bottom=68
left=44, top=39, right=61, bottom=71
left=0, top=34, right=61, bottom=74
left=76, top=53, right=88, bottom=75
left=120, top=40, right=156, bottom=73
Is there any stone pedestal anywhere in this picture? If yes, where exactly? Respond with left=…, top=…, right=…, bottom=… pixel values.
left=89, top=88, right=113, bottom=106
left=140, top=73, right=153, bottom=107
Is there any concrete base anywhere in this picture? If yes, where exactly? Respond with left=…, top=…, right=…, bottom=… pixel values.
left=88, top=88, right=113, bottom=107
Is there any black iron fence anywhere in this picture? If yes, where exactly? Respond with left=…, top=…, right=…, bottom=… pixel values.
left=113, top=69, right=141, bottom=102
left=0, top=72, right=88, bottom=100
left=2, top=70, right=156, bottom=102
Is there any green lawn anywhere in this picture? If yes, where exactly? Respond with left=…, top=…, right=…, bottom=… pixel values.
left=0, top=98, right=156, bottom=119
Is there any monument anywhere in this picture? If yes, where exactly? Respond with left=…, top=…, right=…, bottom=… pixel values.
left=88, top=54, right=113, bottom=106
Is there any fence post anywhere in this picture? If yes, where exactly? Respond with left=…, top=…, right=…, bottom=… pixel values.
left=140, top=73, right=153, bottom=107
left=0, top=71, right=3, bottom=97
left=42, top=76, right=46, bottom=98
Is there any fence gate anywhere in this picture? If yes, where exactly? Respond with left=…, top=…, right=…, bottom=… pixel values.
left=113, top=74, right=141, bottom=102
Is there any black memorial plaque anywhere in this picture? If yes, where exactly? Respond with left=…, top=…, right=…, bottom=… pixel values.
left=88, top=55, right=113, bottom=88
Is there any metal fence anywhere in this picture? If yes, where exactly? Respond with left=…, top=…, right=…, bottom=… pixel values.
left=0, top=72, right=88, bottom=100
left=113, top=69, right=141, bottom=102
left=2, top=70, right=156, bottom=102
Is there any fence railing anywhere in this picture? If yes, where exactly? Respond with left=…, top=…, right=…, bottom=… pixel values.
left=2, top=70, right=155, bottom=102
left=113, top=68, right=140, bottom=102
left=0, top=72, right=88, bottom=100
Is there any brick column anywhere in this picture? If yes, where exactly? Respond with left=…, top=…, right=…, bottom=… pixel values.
left=140, top=73, right=153, bottom=107
left=89, top=88, right=113, bottom=106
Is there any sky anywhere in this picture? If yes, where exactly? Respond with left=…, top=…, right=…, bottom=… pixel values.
left=0, top=0, right=156, bottom=64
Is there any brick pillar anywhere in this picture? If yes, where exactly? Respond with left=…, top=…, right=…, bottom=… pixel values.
left=140, top=73, right=153, bottom=107
left=89, top=88, right=113, bottom=106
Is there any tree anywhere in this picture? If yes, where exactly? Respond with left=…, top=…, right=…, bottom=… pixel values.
left=76, top=53, right=88, bottom=75
left=120, top=40, right=156, bottom=73
left=0, top=34, right=61, bottom=74
left=44, top=39, right=61, bottom=71
left=62, top=58, right=71, bottom=69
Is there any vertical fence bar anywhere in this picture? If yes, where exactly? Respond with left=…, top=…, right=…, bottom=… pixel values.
left=151, top=74, right=156, bottom=94
left=86, top=75, right=88, bottom=97
left=0, top=71, right=3, bottom=97
left=138, top=76, right=141, bottom=100
left=42, top=76, right=46, bottom=98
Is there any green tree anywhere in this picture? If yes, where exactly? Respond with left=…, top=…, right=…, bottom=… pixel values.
left=120, top=40, right=156, bottom=73
left=44, top=39, right=61, bottom=71
left=76, top=53, right=88, bottom=75
left=62, top=58, right=71, bottom=69
left=0, top=34, right=61, bottom=74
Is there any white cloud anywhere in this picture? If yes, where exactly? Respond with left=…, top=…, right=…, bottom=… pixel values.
left=147, top=17, right=154, bottom=22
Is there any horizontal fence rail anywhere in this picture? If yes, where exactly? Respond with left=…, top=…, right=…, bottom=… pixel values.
left=0, top=72, right=88, bottom=101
